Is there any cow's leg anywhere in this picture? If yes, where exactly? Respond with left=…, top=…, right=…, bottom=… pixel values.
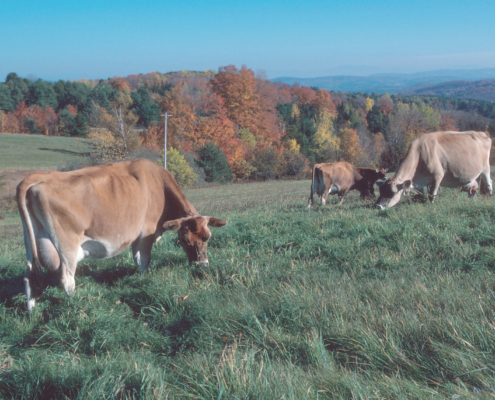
left=481, top=167, right=493, bottom=196
left=338, top=188, right=351, bottom=205
left=131, top=239, right=141, bottom=267
left=22, top=219, right=37, bottom=313
left=321, top=192, right=329, bottom=206
left=428, top=175, right=443, bottom=202
left=60, top=253, right=78, bottom=296
left=57, top=237, right=80, bottom=296
left=136, top=236, right=154, bottom=274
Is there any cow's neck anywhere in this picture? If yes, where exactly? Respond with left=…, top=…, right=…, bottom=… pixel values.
left=164, top=186, right=199, bottom=220
left=393, top=143, right=420, bottom=184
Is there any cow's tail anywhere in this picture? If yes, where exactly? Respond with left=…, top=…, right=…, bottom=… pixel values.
left=308, top=165, right=318, bottom=208
left=16, top=182, right=44, bottom=300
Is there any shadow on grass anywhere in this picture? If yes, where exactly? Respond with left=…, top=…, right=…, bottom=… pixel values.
left=76, top=264, right=137, bottom=286
left=0, top=269, right=61, bottom=307
left=38, top=147, right=90, bottom=157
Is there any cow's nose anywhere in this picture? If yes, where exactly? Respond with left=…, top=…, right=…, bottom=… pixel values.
left=194, top=261, right=209, bottom=268
left=374, top=204, right=384, bottom=210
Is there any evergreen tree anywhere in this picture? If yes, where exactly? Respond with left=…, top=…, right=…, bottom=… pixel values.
left=0, top=83, right=14, bottom=111
left=75, top=113, right=88, bottom=137
left=5, top=72, right=29, bottom=106
left=27, top=79, right=58, bottom=109
left=58, top=109, right=77, bottom=136
left=131, top=87, right=161, bottom=127
left=195, top=142, right=232, bottom=183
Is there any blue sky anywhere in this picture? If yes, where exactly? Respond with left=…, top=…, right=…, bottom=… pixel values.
left=1, top=0, right=495, bottom=80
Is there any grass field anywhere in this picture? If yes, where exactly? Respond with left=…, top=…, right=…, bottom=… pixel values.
left=1, top=135, right=495, bottom=398
left=0, top=133, right=91, bottom=170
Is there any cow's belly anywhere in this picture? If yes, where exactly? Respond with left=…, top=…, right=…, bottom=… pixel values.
left=78, top=237, right=132, bottom=260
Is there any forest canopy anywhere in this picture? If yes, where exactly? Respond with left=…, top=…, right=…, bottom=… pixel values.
left=1, top=67, right=494, bottom=182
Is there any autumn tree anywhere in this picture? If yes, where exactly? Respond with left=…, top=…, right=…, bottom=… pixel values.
left=339, top=128, right=363, bottom=164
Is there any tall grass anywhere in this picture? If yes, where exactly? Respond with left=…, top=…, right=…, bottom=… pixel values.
left=1, top=180, right=495, bottom=398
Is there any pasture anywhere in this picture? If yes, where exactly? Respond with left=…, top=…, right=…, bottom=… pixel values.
left=1, top=136, right=495, bottom=398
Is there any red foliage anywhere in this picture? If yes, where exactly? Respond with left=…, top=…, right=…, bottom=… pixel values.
left=377, top=96, right=394, bottom=115
left=290, top=85, right=316, bottom=107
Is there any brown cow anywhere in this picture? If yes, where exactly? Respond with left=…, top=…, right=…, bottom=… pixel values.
left=308, top=161, right=387, bottom=207
left=17, top=159, right=228, bottom=313
left=375, top=131, right=492, bottom=209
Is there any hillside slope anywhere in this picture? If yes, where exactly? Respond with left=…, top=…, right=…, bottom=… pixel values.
left=404, top=79, right=495, bottom=101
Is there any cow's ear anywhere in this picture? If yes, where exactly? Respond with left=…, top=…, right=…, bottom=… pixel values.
left=163, top=219, right=182, bottom=231
left=397, top=180, right=412, bottom=191
left=207, top=217, right=228, bottom=228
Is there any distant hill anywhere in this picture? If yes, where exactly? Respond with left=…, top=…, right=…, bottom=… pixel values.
left=403, top=79, right=495, bottom=102
left=272, top=68, right=495, bottom=96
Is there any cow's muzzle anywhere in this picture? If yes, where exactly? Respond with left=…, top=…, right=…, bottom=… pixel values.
left=374, top=204, right=384, bottom=210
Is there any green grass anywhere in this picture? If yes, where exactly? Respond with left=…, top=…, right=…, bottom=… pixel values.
left=1, top=177, right=495, bottom=399
left=0, top=133, right=91, bottom=169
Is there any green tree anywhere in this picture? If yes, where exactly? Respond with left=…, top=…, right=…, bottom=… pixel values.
left=58, top=108, right=77, bottom=136
left=27, top=79, right=57, bottom=109
left=0, top=84, right=14, bottom=111
left=75, top=113, right=88, bottom=137
left=5, top=72, right=29, bottom=106
left=131, top=87, right=161, bottom=127
left=196, top=142, right=232, bottom=183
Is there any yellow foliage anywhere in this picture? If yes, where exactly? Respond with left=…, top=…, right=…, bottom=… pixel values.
left=290, top=104, right=300, bottom=120
left=287, top=139, right=300, bottom=153
left=158, top=147, right=197, bottom=188
left=89, top=128, right=127, bottom=164
left=365, top=98, right=374, bottom=113
left=313, top=111, right=339, bottom=161
left=0, top=111, right=5, bottom=132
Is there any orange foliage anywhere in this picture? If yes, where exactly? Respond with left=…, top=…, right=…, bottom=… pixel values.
left=3, top=112, right=19, bottom=133
left=110, top=77, right=131, bottom=92
left=210, top=65, right=280, bottom=144
left=313, top=90, right=336, bottom=115
left=11, top=102, right=58, bottom=135
left=67, top=104, right=78, bottom=116
left=339, top=128, right=364, bottom=164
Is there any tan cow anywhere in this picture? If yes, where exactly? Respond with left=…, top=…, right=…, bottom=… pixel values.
left=308, top=161, right=386, bottom=207
left=375, top=131, right=492, bottom=209
left=17, top=159, right=228, bottom=313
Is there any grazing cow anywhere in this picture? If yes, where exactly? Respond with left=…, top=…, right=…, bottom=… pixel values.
left=375, top=131, right=493, bottom=209
left=308, top=161, right=387, bottom=207
left=356, top=167, right=388, bottom=199
left=17, top=159, right=228, bottom=313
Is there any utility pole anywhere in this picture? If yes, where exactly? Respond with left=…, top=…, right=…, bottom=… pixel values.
left=162, top=112, right=172, bottom=169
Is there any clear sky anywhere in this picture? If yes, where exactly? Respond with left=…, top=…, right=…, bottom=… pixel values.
left=1, top=0, right=495, bottom=81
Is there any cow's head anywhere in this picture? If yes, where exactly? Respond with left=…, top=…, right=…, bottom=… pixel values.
left=163, top=215, right=228, bottom=267
left=375, top=178, right=411, bottom=209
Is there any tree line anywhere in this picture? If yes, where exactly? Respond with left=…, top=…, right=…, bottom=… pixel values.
left=1, top=67, right=494, bottom=186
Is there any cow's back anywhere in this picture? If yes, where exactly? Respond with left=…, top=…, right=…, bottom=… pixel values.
left=414, top=131, right=491, bottom=186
